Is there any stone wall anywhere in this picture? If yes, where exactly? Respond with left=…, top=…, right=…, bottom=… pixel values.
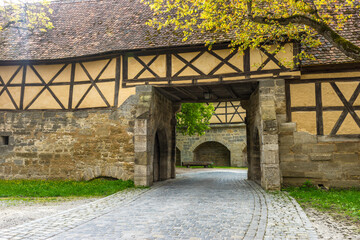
left=0, top=109, right=135, bottom=181
left=279, top=123, right=360, bottom=188
left=176, top=124, right=247, bottom=167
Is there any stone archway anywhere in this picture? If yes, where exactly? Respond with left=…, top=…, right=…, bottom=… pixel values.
left=193, top=141, right=230, bottom=166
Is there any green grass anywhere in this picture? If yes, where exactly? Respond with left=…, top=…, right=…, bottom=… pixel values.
left=285, top=182, right=360, bottom=222
left=176, top=165, right=248, bottom=169
left=0, top=179, right=136, bottom=198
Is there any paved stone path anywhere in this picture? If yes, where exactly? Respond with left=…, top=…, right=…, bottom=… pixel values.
left=0, top=170, right=318, bottom=239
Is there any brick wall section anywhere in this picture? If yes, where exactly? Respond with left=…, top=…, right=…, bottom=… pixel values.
left=0, top=109, right=135, bottom=180
left=176, top=124, right=247, bottom=167
left=279, top=122, right=360, bottom=188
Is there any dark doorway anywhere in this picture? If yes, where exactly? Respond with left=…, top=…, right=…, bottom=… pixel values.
left=153, top=129, right=168, bottom=182
left=193, top=141, right=230, bottom=166
left=153, top=132, right=161, bottom=182
left=251, top=128, right=261, bottom=184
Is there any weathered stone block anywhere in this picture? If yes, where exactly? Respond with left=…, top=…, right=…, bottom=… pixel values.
left=261, top=165, right=281, bottom=190
left=279, top=122, right=297, bottom=134
left=310, top=153, right=332, bottom=161
left=279, top=135, right=294, bottom=146
left=134, top=152, right=148, bottom=165
left=134, top=119, right=147, bottom=135
left=73, top=111, right=89, bottom=118
left=261, top=150, right=279, bottom=164
left=13, top=159, right=24, bottom=166
left=259, top=80, right=275, bottom=87
left=262, top=135, right=278, bottom=145
left=262, top=144, right=279, bottom=151
left=263, top=120, right=278, bottom=133
left=294, top=154, right=309, bottom=161
left=16, top=152, right=37, bottom=158
left=261, top=107, right=277, bottom=121
left=280, top=154, right=295, bottom=162
left=333, top=153, right=359, bottom=163
left=134, top=135, right=147, bottom=152
left=281, top=171, right=305, bottom=178
left=281, top=161, right=319, bottom=172
left=39, top=153, right=53, bottom=160
left=335, top=142, right=360, bottom=153
left=293, top=132, right=317, bottom=144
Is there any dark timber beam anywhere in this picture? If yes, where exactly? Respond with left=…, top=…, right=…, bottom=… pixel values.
left=224, top=85, right=239, bottom=98
left=173, top=87, right=198, bottom=100
left=156, top=88, right=182, bottom=101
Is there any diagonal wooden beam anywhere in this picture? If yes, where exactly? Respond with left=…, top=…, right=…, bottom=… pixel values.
left=173, top=52, right=205, bottom=77
left=0, top=76, right=18, bottom=109
left=330, top=83, right=360, bottom=135
left=0, top=65, right=22, bottom=97
left=207, top=50, right=242, bottom=75
left=134, top=56, right=160, bottom=79
left=26, top=65, right=67, bottom=110
left=330, top=82, right=360, bottom=129
left=229, top=101, right=245, bottom=123
left=211, top=102, right=223, bottom=123
left=75, top=60, right=112, bottom=109
left=257, top=44, right=287, bottom=71
left=133, top=55, right=159, bottom=79
left=25, top=64, right=68, bottom=110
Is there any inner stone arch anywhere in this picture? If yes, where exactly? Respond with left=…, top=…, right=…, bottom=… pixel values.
left=193, top=141, right=230, bottom=166
left=153, top=129, right=168, bottom=182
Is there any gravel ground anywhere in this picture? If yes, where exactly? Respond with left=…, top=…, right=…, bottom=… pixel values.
left=0, top=198, right=99, bottom=230
left=304, top=207, right=360, bottom=240
left=0, top=168, right=359, bottom=239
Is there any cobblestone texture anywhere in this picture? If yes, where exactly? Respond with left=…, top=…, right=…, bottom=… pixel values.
left=0, top=170, right=318, bottom=240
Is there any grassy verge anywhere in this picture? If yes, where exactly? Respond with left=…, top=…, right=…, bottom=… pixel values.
left=176, top=166, right=248, bottom=169
left=285, top=183, right=360, bottom=222
left=0, top=179, right=136, bottom=198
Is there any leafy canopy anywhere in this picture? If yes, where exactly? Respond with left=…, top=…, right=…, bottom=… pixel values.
left=0, top=0, right=53, bottom=32
left=143, top=0, right=360, bottom=61
left=176, top=103, right=214, bottom=136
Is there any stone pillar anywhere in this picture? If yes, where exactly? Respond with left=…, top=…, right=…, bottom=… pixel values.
left=134, top=86, right=153, bottom=186
left=259, top=79, right=282, bottom=190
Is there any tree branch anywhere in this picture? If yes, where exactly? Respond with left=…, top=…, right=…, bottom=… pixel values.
left=249, top=14, right=360, bottom=61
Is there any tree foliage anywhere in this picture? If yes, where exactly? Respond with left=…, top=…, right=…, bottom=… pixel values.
left=143, top=0, right=360, bottom=61
left=0, top=0, right=53, bottom=32
left=176, top=103, right=214, bottom=136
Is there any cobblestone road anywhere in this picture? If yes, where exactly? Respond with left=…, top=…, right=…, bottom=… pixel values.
left=0, top=170, right=318, bottom=240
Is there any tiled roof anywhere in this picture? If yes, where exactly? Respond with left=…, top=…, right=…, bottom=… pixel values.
left=302, top=11, right=360, bottom=66
left=0, top=0, right=359, bottom=66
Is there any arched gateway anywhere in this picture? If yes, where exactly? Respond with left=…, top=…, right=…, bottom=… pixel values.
left=0, top=0, right=359, bottom=190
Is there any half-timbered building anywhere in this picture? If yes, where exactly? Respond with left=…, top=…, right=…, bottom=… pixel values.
left=0, top=0, right=359, bottom=190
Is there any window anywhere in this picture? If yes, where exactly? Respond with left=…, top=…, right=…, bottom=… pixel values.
left=0, top=136, right=9, bottom=146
